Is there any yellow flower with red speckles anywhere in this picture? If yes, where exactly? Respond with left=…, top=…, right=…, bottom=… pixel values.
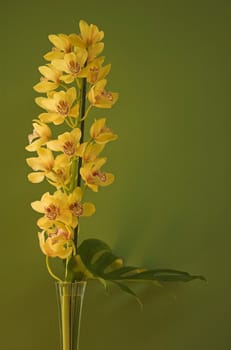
left=80, top=158, right=114, bottom=192
left=38, top=223, right=73, bottom=259
left=88, top=79, right=118, bottom=108
left=47, top=128, right=82, bottom=157
left=31, top=190, right=72, bottom=229
left=67, top=187, right=96, bottom=227
left=33, top=64, right=62, bottom=93
left=52, top=49, right=88, bottom=84
left=36, top=87, right=79, bottom=125
left=90, top=118, right=118, bottom=144
left=26, top=121, right=52, bottom=152
left=26, top=20, right=119, bottom=273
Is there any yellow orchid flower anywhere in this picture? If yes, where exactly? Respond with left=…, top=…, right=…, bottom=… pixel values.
left=46, top=154, right=71, bottom=189
left=68, top=187, right=96, bottom=227
left=52, top=49, right=88, bottom=84
left=90, top=118, right=118, bottom=144
left=78, top=142, right=105, bottom=163
left=33, top=64, right=62, bottom=93
left=88, top=79, right=118, bottom=108
left=69, top=20, right=105, bottom=62
left=80, top=158, right=115, bottom=192
left=36, top=87, right=79, bottom=125
left=79, top=20, right=104, bottom=47
left=79, top=57, right=111, bottom=84
left=31, top=190, right=72, bottom=229
left=44, top=34, right=73, bottom=61
left=87, top=43, right=104, bottom=63
left=46, top=128, right=82, bottom=157
left=26, top=148, right=54, bottom=183
left=26, top=120, right=52, bottom=152
left=38, top=223, right=73, bottom=259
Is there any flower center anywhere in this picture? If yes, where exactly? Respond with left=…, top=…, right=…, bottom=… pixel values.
left=100, top=90, right=113, bottom=101
left=63, top=141, right=76, bottom=156
left=102, top=127, right=112, bottom=134
left=68, top=60, right=81, bottom=75
left=45, top=204, right=60, bottom=220
left=50, top=228, right=69, bottom=240
left=57, top=100, right=70, bottom=116
left=55, top=168, right=67, bottom=181
left=93, top=171, right=107, bottom=182
left=69, top=202, right=84, bottom=216
left=89, top=66, right=99, bottom=83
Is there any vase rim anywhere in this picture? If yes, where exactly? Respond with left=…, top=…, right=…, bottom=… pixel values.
left=56, top=280, right=87, bottom=285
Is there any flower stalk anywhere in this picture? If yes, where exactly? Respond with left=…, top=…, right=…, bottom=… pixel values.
left=26, top=20, right=119, bottom=282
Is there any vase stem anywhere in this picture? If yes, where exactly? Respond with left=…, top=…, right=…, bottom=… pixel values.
left=56, top=282, right=87, bottom=350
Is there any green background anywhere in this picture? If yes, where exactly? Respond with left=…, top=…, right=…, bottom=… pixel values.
left=1, top=0, right=231, bottom=349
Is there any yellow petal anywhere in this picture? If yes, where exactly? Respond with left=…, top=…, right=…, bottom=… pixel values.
left=96, top=79, right=107, bottom=91
left=88, top=43, right=104, bottom=62
left=58, top=210, right=73, bottom=226
left=31, top=200, right=45, bottom=213
left=74, top=48, right=88, bottom=67
left=33, top=81, right=59, bottom=93
left=69, top=33, right=85, bottom=48
left=33, top=122, right=51, bottom=139
left=60, top=74, right=74, bottom=84
left=39, top=112, right=64, bottom=124
left=96, top=132, right=118, bottom=144
left=71, top=216, right=78, bottom=228
left=26, top=157, right=44, bottom=171
left=67, top=87, right=76, bottom=106
left=69, top=104, right=79, bottom=118
left=94, top=157, right=107, bottom=170
left=98, top=64, right=111, bottom=81
left=28, top=172, right=45, bottom=183
left=100, top=173, right=115, bottom=187
left=37, top=147, right=54, bottom=162
left=54, top=244, right=72, bottom=259
left=44, top=51, right=64, bottom=61
left=87, top=183, right=98, bottom=192
left=37, top=216, right=52, bottom=230
left=82, top=203, right=96, bottom=216
left=72, top=187, right=82, bottom=202
left=39, top=97, right=57, bottom=111
left=90, top=118, right=106, bottom=138
left=79, top=20, right=89, bottom=43
left=83, top=143, right=105, bottom=162
left=111, top=92, right=119, bottom=105
left=46, top=140, right=61, bottom=151
left=48, top=34, right=69, bottom=51
left=76, top=142, right=87, bottom=157
left=25, top=139, right=43, bottom=152
left=52, top=59, right=67, bottom=72
left=38, top=66, right=57, bottom=81
left=71, top=128, right=81, bottom=142
left=35, top=97, right=46, bottom=108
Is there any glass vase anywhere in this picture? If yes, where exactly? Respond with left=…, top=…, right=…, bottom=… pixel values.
left=56, top=281, right=87, bottom=350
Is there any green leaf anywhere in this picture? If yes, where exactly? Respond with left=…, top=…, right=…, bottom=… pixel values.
left=78, top=238, right=206, bottom=283
left=112, top=281, right=143, bottom=308
left=71, top=238, right=206, bottom=300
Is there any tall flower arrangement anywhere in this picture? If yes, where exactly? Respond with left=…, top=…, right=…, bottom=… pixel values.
left=26, top=20, right=204, bottom=300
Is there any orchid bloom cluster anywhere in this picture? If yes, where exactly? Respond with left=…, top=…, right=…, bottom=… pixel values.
left=26, top=20, right=118, bottom=267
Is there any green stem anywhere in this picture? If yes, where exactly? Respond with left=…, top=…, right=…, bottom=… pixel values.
left=62, top=284, right=71, bottom=350
left=69, top=157, right=78, bottom=192
left=46, top=256, right=62, bottom=281
left=74, top=77, right=87, bottom=249
left=60, top=83, right=68, bottom=91
left=80, top=104, right=92, bottom=121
